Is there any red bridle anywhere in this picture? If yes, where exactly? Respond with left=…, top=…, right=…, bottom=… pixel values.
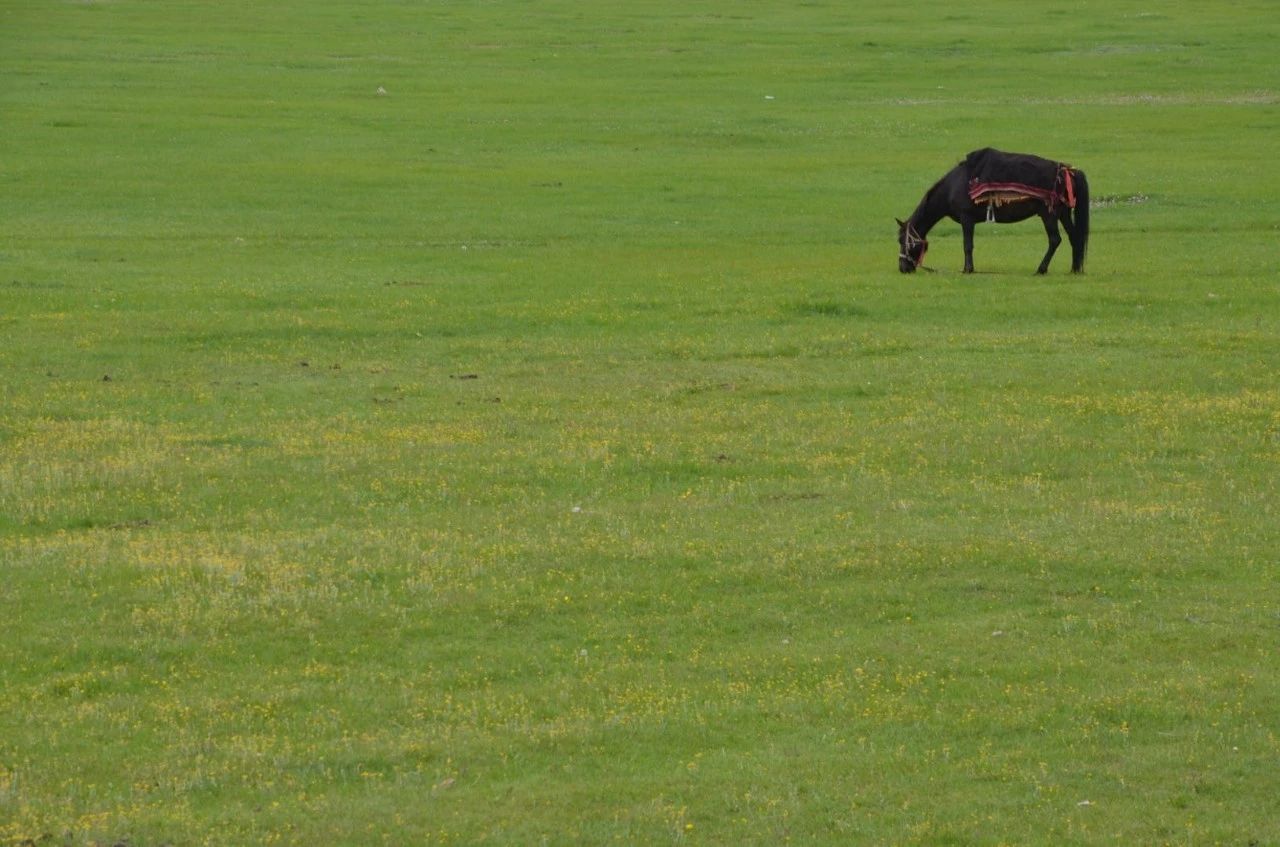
left=900, top=223, right=928, bottom=269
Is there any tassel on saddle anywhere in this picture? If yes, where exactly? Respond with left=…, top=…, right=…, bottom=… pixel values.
left=979, top=191, right=1034, bottom=222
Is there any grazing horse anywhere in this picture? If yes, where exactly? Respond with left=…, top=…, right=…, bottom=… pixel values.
left=897, top=148, right=1090, bottom=274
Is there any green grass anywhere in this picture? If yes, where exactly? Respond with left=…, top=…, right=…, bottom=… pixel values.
left=2, top=0, right=1279, bottom=843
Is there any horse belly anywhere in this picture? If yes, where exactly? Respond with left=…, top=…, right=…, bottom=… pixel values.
left=989, top=199, right=1040, bottom=223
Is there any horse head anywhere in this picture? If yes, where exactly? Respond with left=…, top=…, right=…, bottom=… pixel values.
left=896, top=218, right=927, bottom=273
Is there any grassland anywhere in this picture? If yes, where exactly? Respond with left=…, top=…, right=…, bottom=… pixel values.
left=2, top=0, right=1279, bottom=844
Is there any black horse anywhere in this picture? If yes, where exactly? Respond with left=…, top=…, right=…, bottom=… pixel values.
left=897, top=148, right=1090, bottom=274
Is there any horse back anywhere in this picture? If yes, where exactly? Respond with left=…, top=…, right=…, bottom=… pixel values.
left=964, top=148, right=1062, bottom=187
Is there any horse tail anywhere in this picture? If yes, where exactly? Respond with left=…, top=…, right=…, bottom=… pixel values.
left=1071, top=169, right=1090, bottom=272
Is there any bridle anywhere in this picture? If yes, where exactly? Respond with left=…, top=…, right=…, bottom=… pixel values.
left=899, top=222, right=930, bottom=270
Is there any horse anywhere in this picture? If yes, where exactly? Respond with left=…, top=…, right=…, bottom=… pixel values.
left=897, top=148, right=1090, bottom=275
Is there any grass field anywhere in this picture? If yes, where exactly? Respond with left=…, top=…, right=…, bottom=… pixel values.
left=2, top=0, right=1279, bottom=843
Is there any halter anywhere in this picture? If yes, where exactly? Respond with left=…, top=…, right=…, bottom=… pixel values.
left=899, top=222, right=929, bottom=269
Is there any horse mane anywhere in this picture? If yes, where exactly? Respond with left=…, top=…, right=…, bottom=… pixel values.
left=915, top=175, right=950, bottom=216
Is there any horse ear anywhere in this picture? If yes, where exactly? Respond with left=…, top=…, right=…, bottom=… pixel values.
left=895, top=218, right=905, bottom=228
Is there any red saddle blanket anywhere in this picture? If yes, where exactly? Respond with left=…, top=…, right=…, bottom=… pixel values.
left=965, top=148, right=1076, bottom=210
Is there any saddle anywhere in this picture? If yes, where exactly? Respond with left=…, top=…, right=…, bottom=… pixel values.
left=965, top=147, right=1076, bottom=211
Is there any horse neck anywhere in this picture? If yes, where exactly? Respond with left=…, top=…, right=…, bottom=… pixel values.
left=908, top=188, right=947, bottom=237
left=908, top=170, right=959, bottom=236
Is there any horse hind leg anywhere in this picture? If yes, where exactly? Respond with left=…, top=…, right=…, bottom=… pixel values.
left=1037, top=213, right=1062, bottom=274
left=1058, top=211, right=1084, bottom=272
left=961, top=216, right=977, bottom=273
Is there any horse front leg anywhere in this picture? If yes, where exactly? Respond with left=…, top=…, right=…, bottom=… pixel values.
left=961, top=218, right=976, bottom=273
left=1037, top=213, right=1062, bottom=274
